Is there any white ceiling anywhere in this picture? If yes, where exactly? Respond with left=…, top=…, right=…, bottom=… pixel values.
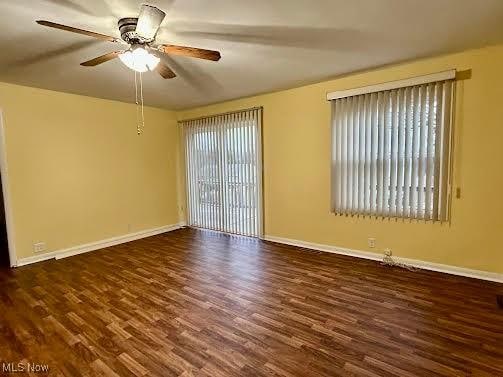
left=1, top=0, right=503, bottom=110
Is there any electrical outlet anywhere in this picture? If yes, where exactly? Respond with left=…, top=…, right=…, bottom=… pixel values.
left=384, top=248, right=392, bottom=257
left=33, top=242, right=46, bottom=254
left=368, top=238, right=376, bottom=248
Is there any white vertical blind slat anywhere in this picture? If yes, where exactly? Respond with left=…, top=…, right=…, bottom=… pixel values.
left=425, top=83, right=436, bottom=220
left=410, top=86, right=420, bottom=219
left=383, top=91, right=392, bottom=216
left=206, top=118, right=212, bottom=229
left=202, top=118, right=209, bottom=229
left=197, top=119, right=203, bottom=228
left=233, top=113, right=239, bottom=234
left=369, top=93, right=377, bottom=214
left=418, top=85, right=428, bottom=219
left=202, top=118, right=208, bottom=228
left=196, top=120, right=204, bottom=227
left=432, top=83, right=443, bottom=221
left=230, top=114, right=237, bottom=234
left=403, top=87, right=413, bottom=218
left=210, top=118, right=216, bottom=229
left=249, top=111, right=254, bottom=236
left=352, top=97, right=358, bottom=213
left=397, top=87, right=406, bottom=217
left=377, top=91, right=385, bottom=216
left=358, top=95, right=365, bottom=213
left=237, top=112, right=244, bottom=235
left=206, top=118, right=213, bottom=229
left=239, top=112, right=246, bottom=235
left=212, top=117, right=219, bottom=229
left=252, top=110, right=258, bottom=235
left=354, top=97, right=361, bottom=213
left=225, top=115, right=232, bottom=232
left=363, top=94, right=371, bottom=214
left=331, top=101, right=338, bottom=212
left=192, top=121, right=199, bottom=226
left=340, top=98, right=347, bottom=213
left=216, top=116, right=224, bottom=230
left=191, top=126, right=198, bottom=225
left=390, top=90, right=399, bottom=216
left=243, top=111, right=249, bottom=236
left=347, top=97, right=354, bottom=214
left=245, top=111, right=251, bottom=235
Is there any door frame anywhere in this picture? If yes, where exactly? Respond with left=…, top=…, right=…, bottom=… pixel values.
left=0, top=110, right=17, bottom=267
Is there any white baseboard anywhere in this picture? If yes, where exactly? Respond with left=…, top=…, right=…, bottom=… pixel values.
left=264, top=235, right=503, bottom=283
left=16, top=223, right=186, bottom=267
left=16, top=226, right=502, bottom=283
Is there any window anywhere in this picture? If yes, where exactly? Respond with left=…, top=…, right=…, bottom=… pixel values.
left=329, top=71, right=455, bottom=221
left=182, top=108, right=263, bottom=237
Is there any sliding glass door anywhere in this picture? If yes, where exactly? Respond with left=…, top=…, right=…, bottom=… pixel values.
left=182, top=108, right=262, bottom=237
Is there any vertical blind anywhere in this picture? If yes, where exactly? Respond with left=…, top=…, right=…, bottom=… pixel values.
left=182, top=108, right=262, bottom=237
left=330, top=78, right=454, bottom=221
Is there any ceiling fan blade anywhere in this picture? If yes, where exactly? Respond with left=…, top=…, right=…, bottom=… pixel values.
left=135, top=4, right=166, bottom=40
left=155, top=63, right=176, bottom=79
left=36, top=20, right=119, bottom=43
left=159, top=44, right=221, bottom=61
left=80, top=51, right=123, bottom=66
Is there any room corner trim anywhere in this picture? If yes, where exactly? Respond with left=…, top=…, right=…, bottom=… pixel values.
left=263, top=235, right=503, bottom=283
left=16, top=222, right=186, bottom=267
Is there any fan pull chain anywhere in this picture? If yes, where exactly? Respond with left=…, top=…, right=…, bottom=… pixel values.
left=134, top=71, right=145, bottom=135
left=139, top=71, right=145, bottom=134
left=134, top=71, right=140, bottom=134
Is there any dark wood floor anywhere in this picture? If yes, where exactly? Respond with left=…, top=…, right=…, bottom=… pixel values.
left=1, top=228, right=502, bottom=376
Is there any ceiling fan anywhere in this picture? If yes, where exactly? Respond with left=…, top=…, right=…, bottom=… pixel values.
left=36, top=4, right=222, bottom=79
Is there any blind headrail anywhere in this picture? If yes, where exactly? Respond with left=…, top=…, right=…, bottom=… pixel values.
left=178, top=106, right=263, bottom=124
left=326, top=70, right=456, bottom=101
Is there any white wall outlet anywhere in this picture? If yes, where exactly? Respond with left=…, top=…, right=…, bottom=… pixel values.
left=384, top=248, right=392, bottom=257
left=368, top=238, right=376, bottom=248
left=33, top=242, right=46, bottom=254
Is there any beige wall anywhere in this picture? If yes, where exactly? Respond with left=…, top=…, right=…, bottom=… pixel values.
left=0, top=82, right=180, bottom=260
left=179, top=45, right=503, bottom=275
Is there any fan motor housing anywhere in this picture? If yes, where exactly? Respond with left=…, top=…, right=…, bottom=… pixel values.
left=118, top=17, right=153, bottom=44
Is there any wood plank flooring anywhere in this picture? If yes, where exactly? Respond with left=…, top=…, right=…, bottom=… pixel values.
left=0, top=227, right=502, bottom=376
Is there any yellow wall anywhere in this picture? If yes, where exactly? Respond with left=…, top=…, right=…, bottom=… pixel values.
left=179, top=45, right=503, bottom=274
left=0, top=82, right=181, bottom=260
left=2, top=45, right=502, bottom=274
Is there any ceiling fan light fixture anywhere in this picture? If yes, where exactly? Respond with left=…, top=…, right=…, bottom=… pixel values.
left=118, top=47, right=160, bottom=73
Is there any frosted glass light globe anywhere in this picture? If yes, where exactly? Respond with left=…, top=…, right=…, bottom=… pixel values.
left=119, top=48, right=160, bottom=73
